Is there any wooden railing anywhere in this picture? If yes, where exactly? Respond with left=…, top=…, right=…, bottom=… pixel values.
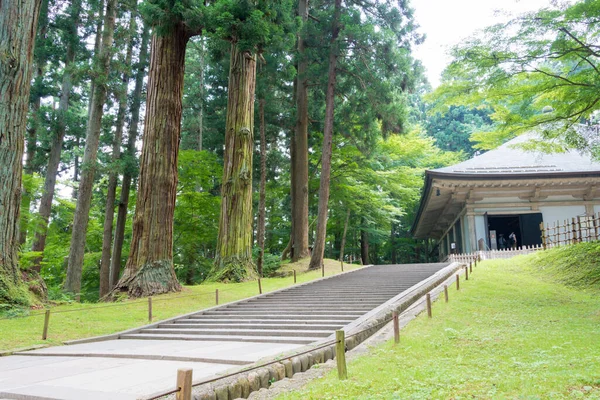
left=540, top=213, right=600, bottom=248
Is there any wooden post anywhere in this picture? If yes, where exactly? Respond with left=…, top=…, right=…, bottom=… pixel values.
left=148, top=297, right=153, bottom=322
left=577, top=216, right=582, bottom=243
left=456, top=274, right=460, bottom=290
left=322, top=263, right=325, bottom=278
left=176, top=368, right=193, bottom=400
left=258, top=278, right=262, bottom=295
left=572, top=218, right=577, bottom=244
left=42, top=309, right=50, bottom=340
left=335, top=330, right=347, bottom=379
left=444, top=284, right=448, bottom=303
left=469, top=262, right=472, bottom=273
left=426, top=293, right=432, bottom=318
left=594, top=213, right=599, bottom=241
left=341, top=260, right=344, bottom=272
left=392, top=311, right=400, bottom=344
left=293, top=269, right=297, bottom=284
left=465, top=266, right=469, bottom=280
left=540, top=222, right=547, bottom=250
left=215, top=289, right=219, bottom=305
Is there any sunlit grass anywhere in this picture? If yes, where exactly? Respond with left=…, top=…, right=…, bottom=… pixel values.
left=1, top=260, right=362, bottom=352
left=279, top=253, right=600, bottom=399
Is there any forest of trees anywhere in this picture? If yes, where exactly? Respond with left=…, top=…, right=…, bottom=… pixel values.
left=2, top=0, right=595, bottom=308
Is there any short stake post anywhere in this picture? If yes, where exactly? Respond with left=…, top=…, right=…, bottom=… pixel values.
left=176, top=368, right=193, bottom=400
left=426, top=293, right=432, bottom=318
left=465, top=266, right=469, bottom=280
left=148, top=297, right=153, bottom=323
left=336, top=330, right=347, bottom=379
left=293, top=269, right=297, bottom=284
left=258, top=278, right=262, bottom=295
left=215, top=289, right=219, bottom=305
left=469, top=262, right=473, bottom=274
left=456, top=274, right=460, bottom=290
left=322, top=263, right=325, bottom=278
left=42, top=309, right=50, bottom=340
left=393, top=311, right=400, bottom=344
left=444, top=284, right=449, bottom=303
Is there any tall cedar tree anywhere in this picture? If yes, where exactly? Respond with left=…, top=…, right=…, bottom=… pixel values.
left=308, top=0, right=341, bottom=270
left=99, top=8, right=137, bottom=297
left=0, top=0, right=42, bottom=304
left=110, top=24, right=151, bottom=289
left=65, top=0, right=118, bottom=295
left=292, top=0, right=310, bottom=262
left=31, top=0, right=83, bottom=272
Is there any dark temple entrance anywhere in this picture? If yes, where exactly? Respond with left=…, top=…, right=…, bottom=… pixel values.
left=487, top=213, right=543, bottom=249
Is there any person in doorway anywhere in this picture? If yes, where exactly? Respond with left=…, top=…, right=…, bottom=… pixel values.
left=498, top=234, right=507, bottom=249
left=509, top=232, right=517, bottom=249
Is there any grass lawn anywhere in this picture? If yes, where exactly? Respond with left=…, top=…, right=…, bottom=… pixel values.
left=279, top=251, right=600, bottom=399
left=0, top=259, right=361, bottom=352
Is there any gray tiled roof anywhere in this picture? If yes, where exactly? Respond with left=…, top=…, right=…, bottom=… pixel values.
left=433, top=133, right=600, bottom=175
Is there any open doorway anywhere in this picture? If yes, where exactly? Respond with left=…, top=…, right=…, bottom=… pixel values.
left=487, top=213, right=543, bottom=249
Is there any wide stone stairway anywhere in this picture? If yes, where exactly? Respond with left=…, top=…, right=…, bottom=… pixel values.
left=119, top=263, right=448, bottom=345
left=0, top=263, right=450, bottom=400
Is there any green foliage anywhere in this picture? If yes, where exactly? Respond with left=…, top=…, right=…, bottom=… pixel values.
left=430, top=0, right=600, bottom=155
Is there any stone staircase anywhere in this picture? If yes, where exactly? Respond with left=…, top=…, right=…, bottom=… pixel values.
left=120, top=263, right=447, bottom=345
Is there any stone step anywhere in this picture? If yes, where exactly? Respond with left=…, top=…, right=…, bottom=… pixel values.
left=140, top=328, right=331, bottom=338
left=187, top=314, right=357, bottom=321
left=162, top=322, right=343, bottom=331
left=176, top=318, right=351, bottom=325
left=204, top=310, right=364, bottom=316
left=247, top=299, right=386, bottom=304
left=222, top=305, right=375, bottom=311
left=120, top=333, right=319, bottom=345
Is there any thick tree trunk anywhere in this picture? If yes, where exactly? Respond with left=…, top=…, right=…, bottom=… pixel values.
left=0, top=0, right=42, bottom=304
left=361, top=227, right=369, bottom=265
left=291, top=0, right=311, bottom=262
left=109, top=25, right=189, bottom=298
left=213, top=42, right=257, bottom=281
left=31, top=0, right=82, bottom=273
left=99, top=12, right=136, bottom=297
left=339, top=208, right=350, bottom=263
left=110, top=24, right=150, bottom=289
left=308, top=0, right=341, bottom=270
left=256, top=98, right=267, bottom=277
left=65, top=0, right=117, bottom=295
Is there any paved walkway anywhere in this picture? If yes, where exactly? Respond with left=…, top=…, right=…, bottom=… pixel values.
left=0, top=263, right=448, bottom=400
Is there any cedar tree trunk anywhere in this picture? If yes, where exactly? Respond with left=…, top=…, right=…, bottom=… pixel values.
left=339, top=208, right=350, bottom=263
left=256, top=98, right=267, bottom=277
left=99, top=12, right=135, bottom=297
left=0, top=0, right=42, bottom=304
left=308, top=0, right=341, bottom=270
left=361, top=227, right=369, bottom=265
left=292, top=0, right=311, bottom=262
left=213, top=42, right=257, bottom=281
left=109, top=24, right=189, bottom=298
left=65, top=0, right=117, bottom=295
left=31, top=0, right=82, bottom=272
left=110, top=24, right=150, bottom=289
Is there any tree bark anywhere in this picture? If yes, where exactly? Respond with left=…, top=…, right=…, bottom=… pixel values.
left=110, top=24, right=150, bottom=289
left=65, top=0, right=117, bottom=295
left=109, top=24, right=189, bottom=298
left=361, top=227, right=369, bottom=265
left=0, top=0, right=42, bottom=304
left=257, top=98, right=267, bottom=277
left=213, top=42, right=257, bottom=281
left=291, top=0, right=311, bottom=262
left=31, top=0, right=82, bottom=273
left=99, top=10, right=136, bottom=297
left=308, top=0, right=341, bottom=270
left=339, top=208, right=350, bottom=263
left=19, top=0, right=49, bottom=245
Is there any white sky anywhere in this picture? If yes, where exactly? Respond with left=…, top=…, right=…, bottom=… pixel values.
left=412, top=0, right=552, bottom=88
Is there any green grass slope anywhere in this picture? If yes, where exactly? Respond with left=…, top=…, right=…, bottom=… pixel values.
left=279, top=246, right=600, bottom=399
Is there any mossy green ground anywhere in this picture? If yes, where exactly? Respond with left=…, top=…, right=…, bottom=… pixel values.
left=279, top=244, right=600, bottom=399
left=0, top=260, right=360, bottom=352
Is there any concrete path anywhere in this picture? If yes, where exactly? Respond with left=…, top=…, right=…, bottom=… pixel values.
left=0, top=263, right=447, bottom=400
